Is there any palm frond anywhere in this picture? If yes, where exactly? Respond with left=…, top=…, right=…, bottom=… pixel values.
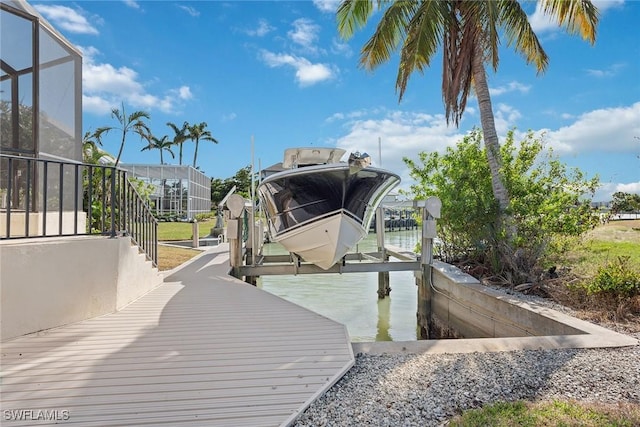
left=540, top=0, right=598, bottom=44
left=396, top=1, right=445, bottom=100
left=361, top=0, right=417, bottom=70
left=498, top=0, right=548, bottom=73
left=337, top=0, right=376, bottom=40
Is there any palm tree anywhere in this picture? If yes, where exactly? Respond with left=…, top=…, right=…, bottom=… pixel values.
left=141, top=134, right=175, bottom=165
left=337, top=0, right=598, bottom=228
left=83, top=130, right=115, bottom=165
left=82, top=130, right=101, bottom=164
left=93, top=102, right=151, bottom=167
left=167, top=121, right=189, bottom=165
left=186, top=121, right=218, bottom=169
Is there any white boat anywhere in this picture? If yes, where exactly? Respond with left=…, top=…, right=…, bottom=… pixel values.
left=258, top=148, right=400, bottom=270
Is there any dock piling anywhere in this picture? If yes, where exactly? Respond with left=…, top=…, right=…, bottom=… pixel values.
left=417, top=196, right=441, bottom=339
left=376, top=206, right=391, bottom=298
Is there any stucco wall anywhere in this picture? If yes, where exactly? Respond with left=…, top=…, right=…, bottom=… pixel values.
left=1, top=236, right=162, bottom=341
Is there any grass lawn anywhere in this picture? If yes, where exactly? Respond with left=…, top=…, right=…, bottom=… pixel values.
left=157, top=219, right=217, bottom=241
left=156, top=218, right=218, bottom=271
left=157, top=245, right=202, bottom=271
left=569, top=219, right=640, bottom=276
left=449, top=400, right=640, bottom=427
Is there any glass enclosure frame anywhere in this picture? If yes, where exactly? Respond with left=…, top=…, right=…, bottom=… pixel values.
left=121, top=164, right=212, bottom=220
left=1, top=0, right=83, bottom=236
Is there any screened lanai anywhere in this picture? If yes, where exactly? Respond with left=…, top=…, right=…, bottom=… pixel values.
left=1, top=0, right=83, bottom=237
left=120, top=164, right=211, bottom=220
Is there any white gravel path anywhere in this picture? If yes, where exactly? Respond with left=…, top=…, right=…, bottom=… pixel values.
left=294, top=334, right=640, bottom=426
left=293, top=283, right=639, bottom=427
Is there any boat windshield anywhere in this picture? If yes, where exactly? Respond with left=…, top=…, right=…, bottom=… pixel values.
left=259, top=167, right=399, bottom=235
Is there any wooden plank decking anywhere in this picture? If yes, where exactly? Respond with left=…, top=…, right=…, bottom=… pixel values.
left=1, top=245, right=355, bottom=426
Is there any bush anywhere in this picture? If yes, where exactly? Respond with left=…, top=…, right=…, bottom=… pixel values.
left=583, top=256, right=640, bottom=298
left=404, top=128, right=600, bottom=284
left=195, top=212, right=217, bottom=222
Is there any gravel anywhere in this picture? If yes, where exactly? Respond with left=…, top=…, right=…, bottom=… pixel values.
left=293, top=277, right=640, bottom=426
left=293, top=335, right=640, bottom=426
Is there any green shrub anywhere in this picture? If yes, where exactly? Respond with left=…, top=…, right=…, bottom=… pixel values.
left=195, top=211, right=217, bottom=221
left=404, top=129, right=600, bottom=283
left=584, top=256, right=640, bottom=298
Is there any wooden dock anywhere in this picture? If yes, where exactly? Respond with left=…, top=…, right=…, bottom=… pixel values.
left=1, top=245, right=354, bottom=426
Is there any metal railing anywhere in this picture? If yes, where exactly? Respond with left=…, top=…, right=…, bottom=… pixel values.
left=0, top=154, right=158, bottom=266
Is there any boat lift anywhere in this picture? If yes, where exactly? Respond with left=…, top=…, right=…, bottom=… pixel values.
left=226, top=195, right=442, bottom=299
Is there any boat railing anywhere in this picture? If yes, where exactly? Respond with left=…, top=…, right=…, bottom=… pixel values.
left=0, top=154, right=158, bottom=266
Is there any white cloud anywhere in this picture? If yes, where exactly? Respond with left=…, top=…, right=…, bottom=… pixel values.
left=80, top=46, right=192, bottom=115
left=260, top=51, right=335, bottom=87
left=122, top=0, right=140, bottom=9
left=288, top=18, right=321, bottom=54
left=490, top=81, right=531, bottom=96
left=246, top=19, right=275, bottom=37
left=177, top=5, right=200, bottom=17
left=493, top=103, right=522, bottom=135
left=331, top=38, right=353, bottom=57
left=586, top=63, right=625, bottom=78
left=617, top=182, right=640, bottom=194
left=313, top=0, right=341, bottom=13
left=591, top=0, right=625, bottom=12
left=84, top=62, right=143, bottom=97
left=543, top=102, right=640, bottom=154
left=331, top=109, right=466, bottom=189
left=594, top=181, right=640, bottom=202
left=82, top=95, right=113, bottom=116
left=33, top=5, right=98, bottom=35
left=222, top=113, right=237, bottom=122
left=330, top=102, right=640, bottom=196
left=176, top=86, right=193, bottom=100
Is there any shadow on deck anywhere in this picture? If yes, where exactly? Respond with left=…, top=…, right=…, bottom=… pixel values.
left=1, top=244, right=354, bottom=426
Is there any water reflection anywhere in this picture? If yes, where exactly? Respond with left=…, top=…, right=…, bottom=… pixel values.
left=375, top=297, right=392, bottom=341
left=258, top=230, right=420, bottom=342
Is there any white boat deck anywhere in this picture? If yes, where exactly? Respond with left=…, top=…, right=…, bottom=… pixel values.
left=1, top=245, right=354, bottom=426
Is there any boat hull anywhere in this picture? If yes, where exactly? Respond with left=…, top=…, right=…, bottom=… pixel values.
left=259, top=162, right=400, bottom=270
left=276, top=210, right=367, bottom=270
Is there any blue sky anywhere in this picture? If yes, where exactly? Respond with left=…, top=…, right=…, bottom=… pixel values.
left=33, top=0, right=639, bottom=201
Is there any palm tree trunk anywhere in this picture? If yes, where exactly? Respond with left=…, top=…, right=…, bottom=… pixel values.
left=193, top=139, right=199, bottom=168
left=114, top=133, right=126, bottom=167
left=471, top=51, right=510, bottom=213
left=179, top=143, right=183, bottom=165
left=472, top=48, right=519, bottom=254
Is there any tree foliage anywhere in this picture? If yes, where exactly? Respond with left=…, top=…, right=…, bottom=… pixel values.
left=92, top=102, right=151, bottom=167
left=167, top=121, right=189, bottom=165
left=337, top=0, right=599, bottom=222
left=141, top=134, right=174, bottom=165
left=405, top=129, right=600, bottom=283
left=186, top=121, right=218, bottom=169
left=611, top=192, right=640, bottom=215
left=210, top=166, right=252, bottom=207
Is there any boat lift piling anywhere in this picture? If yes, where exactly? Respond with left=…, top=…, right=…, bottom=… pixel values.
left=417, top=197, right=441, bottom=339
left=375, top=206, right=391, bottom=298
left=228, top=196, right=442, bottom=338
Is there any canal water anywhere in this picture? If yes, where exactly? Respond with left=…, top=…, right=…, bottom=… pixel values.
left=258, top=230, right=421, bottom=342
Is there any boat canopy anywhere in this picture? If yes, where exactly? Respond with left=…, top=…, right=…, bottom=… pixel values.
left=282, top=148, right=346, bottom=169
left=259, top=164, right=399, bottom=236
